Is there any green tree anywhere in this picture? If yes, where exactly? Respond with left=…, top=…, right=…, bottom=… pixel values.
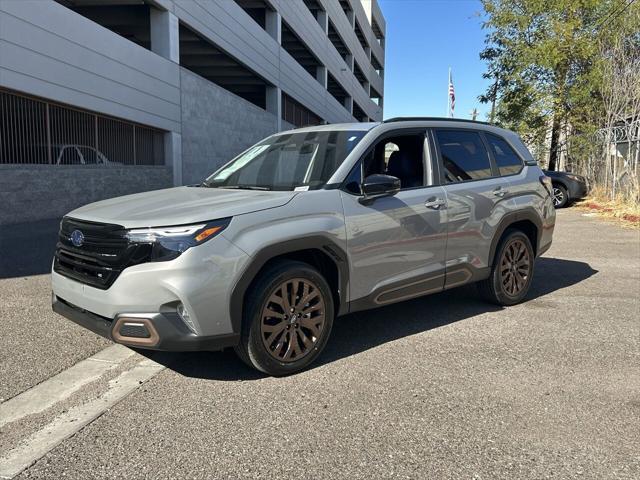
left=478, top=0, right=623, bottom=169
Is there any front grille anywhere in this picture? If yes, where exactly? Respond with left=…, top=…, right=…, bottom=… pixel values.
left=54, top=217, right=151, bottom=289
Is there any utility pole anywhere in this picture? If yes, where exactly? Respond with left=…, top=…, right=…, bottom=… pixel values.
left=489, top=79, right=498, bottom=123
left=470, top=108, right=479, bottom=121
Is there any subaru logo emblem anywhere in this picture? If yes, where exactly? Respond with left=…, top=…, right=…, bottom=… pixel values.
left=70, top=229, right=84, bottom=247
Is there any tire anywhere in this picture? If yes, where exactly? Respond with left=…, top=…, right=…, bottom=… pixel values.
left=234, top=260, right=334, bottom=376
left=477, top=230, right=535, bottom=306
left=552, top=183, right=569, bottom=208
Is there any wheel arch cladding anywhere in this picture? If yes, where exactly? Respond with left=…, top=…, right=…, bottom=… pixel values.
left=229, top=237, right=349, bottom=335
left=489, top=210, right=541, bottom=266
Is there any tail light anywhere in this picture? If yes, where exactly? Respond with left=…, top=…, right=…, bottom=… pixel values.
left=539, top=175, right=553, bottom=196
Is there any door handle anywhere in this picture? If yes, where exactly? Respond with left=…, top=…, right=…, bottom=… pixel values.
left=493, top=188, right=509, bottom=197
left=425, top=198, right=446, bottom=209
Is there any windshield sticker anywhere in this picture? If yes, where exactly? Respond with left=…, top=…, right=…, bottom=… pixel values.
left=213, top=145, right=269, bottom=180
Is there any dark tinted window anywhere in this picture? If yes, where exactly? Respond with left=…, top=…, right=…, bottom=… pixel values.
left=435, top=130, right=492, bottom=183
left=362, top=134, right=424, bottom=190
left=486, top=134, right=523, bottom=176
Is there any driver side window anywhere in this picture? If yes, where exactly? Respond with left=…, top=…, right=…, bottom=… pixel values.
left=343, top=132, right=428, bottom=195
left=364, top=133, right=426, bottom=190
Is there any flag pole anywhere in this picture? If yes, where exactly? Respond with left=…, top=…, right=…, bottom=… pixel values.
left=447, top=67, right=451, bottom=117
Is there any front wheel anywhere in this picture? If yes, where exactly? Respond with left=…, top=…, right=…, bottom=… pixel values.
left=478, top=230, right=535, bottom=306
left=552, top=184, right=569, bottom=208
left=234, top=260, right=334, bottom=376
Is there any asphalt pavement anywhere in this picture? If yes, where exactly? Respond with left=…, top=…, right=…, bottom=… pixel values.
left=1, top=209, right=638, bottom=479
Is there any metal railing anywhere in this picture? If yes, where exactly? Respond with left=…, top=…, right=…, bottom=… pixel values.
left=0, top=89, right=164, bottom=166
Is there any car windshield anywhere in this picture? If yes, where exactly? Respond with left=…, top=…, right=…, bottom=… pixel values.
left=204, top=130, right=367, bottom=191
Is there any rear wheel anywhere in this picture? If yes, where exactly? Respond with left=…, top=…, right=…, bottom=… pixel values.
left=234, top=260, right=334, bottom=376
left=478, top=230, right=535, bottom=306
left=552, top=183, right=569, bottom=208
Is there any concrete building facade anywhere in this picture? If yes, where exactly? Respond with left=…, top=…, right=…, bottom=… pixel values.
left=0, top=0, right=385, bottom=225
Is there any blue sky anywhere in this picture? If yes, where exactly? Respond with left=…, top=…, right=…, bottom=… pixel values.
left=378, top=0, right=492, bottom=120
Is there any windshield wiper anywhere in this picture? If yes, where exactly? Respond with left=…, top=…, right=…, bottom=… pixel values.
left=199, top=182, right=270, bottom=191
left=219, top=185, right=271, bottom=191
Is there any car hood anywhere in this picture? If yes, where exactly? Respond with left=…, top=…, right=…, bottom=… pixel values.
left=66, top=186, right=298, bottom=228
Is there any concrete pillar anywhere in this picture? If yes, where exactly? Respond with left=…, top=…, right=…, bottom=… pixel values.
left=317, top=9, right=328, bottom=34
left=365, top=46, right=371, bottom=61
left=344, top=96, right=353, bottom=115
left=150, top=9, right=179, bottom=63
left=346, top=53, right=354, bottom=71
left=151, top=9, right=182, bottom=187
left=265, top=9, right=281, bottom=43
left=266, top=86, right=282, bottom=131
left=316, top=65, right=327, bottom=88
left=165, top=132, right=182, bottom=186
left=346, top=10, right=355, bottom=28
left=265, top=10, right=282, bottom=131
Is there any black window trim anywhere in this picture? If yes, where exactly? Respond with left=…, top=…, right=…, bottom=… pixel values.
left=432, top=127, right=500, bottom=185
left=482, top=131, right=525, bottom=178
left=338, top=127, right=435, bottom=195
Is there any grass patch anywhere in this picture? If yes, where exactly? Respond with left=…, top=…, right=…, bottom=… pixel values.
left=576, top=186, right=640, bottom=228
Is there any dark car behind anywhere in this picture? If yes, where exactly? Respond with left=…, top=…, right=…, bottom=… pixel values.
left=543, top=170, right=589, bottom=208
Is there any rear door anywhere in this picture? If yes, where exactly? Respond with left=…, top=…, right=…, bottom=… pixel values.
left=341, top=129, right=448, bottom=307
left=432, top=128, right=514, bottom=287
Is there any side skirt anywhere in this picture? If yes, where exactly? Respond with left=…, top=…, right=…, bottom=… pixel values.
left=347, top=265, right=491, bottom=315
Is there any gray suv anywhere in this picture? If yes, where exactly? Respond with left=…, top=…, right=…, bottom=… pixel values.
left=52, top=118, right=556, bottom=376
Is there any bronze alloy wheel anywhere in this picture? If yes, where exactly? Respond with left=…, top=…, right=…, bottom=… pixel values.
left=260, top=278, right=326, bottom=362
left=499, top=238, right=531, bottom=297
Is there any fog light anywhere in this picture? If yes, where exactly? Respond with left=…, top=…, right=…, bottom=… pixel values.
left=177, top=303, right=196, bottom=333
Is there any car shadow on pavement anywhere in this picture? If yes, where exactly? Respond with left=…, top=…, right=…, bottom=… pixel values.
left=148, top=257, right=597, bottom=381
left=0, top=219, right=60, bottom=278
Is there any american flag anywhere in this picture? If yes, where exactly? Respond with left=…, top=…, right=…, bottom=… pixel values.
left=448, top=69, right=455, bottom=117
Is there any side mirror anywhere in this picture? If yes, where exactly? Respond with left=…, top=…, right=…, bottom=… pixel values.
left=359, top=174, right=400, bottom=204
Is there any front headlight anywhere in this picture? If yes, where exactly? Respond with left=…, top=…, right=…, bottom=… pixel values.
left=126, top=218, right=231, bottom=261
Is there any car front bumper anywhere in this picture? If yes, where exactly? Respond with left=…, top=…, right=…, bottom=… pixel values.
left=52, top=295, right=239, bottom=351
left=570, top=180, right=588, bottom=200
left=51, top=234, right=249, bottom=351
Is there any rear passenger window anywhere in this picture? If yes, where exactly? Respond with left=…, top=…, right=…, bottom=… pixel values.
left=435, top=130, right=493, bottom=183
left=486, top=134, right=523, bottom=176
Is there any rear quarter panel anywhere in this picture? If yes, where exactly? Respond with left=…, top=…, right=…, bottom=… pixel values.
left=507, top=166, right=556, bottom=254
left=501, top=131, right=555, bottom=254
left=442, top=177, right=518, bottom=276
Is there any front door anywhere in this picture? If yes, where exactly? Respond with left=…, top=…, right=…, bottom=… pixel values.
left=341, top=129, right=448, bottom=307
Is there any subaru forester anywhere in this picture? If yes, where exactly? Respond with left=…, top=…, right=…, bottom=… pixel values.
left=52, top=118, right=555, bottom=375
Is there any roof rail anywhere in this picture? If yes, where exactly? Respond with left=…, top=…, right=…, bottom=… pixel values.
left=382, top=116, right=493, bottom=126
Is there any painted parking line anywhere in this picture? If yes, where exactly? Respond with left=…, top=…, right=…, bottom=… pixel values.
left=0, top=357, right=165, bottom=479
left=0, top=344, right=135, bottom=428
